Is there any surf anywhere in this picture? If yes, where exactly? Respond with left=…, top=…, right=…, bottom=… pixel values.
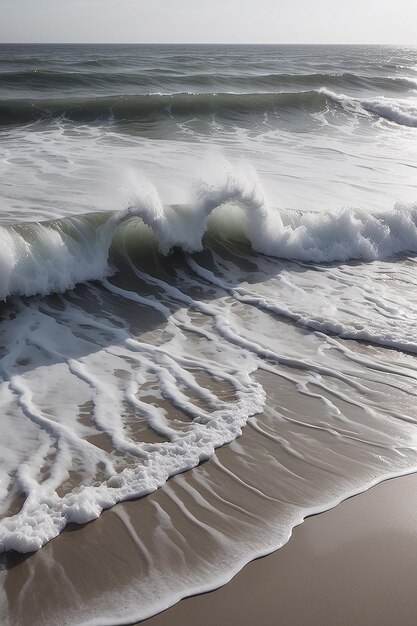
left=1, top=167, right=417, bottom=302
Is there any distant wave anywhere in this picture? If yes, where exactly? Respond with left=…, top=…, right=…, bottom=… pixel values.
left=0, top=69, right=415, bottom=93
left=1, top=87, right=416, bottom=128
left=320, top=88, right=417, bottom=127
left=0, top=91, right=329, bottom=125
left=361, top=98, right=417, bottom=127
left=2, top=169, right=417, bottom=302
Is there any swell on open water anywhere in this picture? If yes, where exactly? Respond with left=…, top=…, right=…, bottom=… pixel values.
left=1, top=44, right=417, bottom=625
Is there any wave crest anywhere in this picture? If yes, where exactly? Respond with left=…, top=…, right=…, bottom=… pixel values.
left=320, top=88, right=417, bottom=127
left=2, top=89, right=416, bottom=128
left=2, top=167, right=417, bottom=302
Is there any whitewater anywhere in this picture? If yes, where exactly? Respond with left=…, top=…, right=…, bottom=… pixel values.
left=1, top=44, right=417, bottom=625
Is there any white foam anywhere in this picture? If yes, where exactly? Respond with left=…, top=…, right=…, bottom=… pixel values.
left=320, top=87, right=417, bottom=127
left=0, top=279, right=265, bottom=552
left=0, top=219, right=113, bottom=301
left=129, top=162, right=417, bottom=265
left=2, top=163, right=417, bottom=303
left=187, top=253, right=417, bottom=355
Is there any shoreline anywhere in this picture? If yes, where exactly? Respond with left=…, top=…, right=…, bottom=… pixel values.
left=2, top=356, right=417, bottom=626
left=143, top=471, right=417, bottom=626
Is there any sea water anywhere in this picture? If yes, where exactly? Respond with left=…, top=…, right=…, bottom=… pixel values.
left=1, top=44, right=417, bottom=623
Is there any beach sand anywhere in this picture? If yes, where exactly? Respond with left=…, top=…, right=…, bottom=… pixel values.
left=3, top=467, right=417, bottom=625
left=144, top=471, right=417, bottom=626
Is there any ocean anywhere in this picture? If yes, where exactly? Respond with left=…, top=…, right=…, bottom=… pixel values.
left=1, top=44, right=417, bottom=624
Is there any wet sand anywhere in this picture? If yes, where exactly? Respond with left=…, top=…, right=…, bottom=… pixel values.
left=144, top=471, right=417, bottom=626
left=2, top=351, right=417, bottom=626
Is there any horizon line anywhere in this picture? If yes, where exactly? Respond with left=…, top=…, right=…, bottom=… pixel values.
left=0, top=41, right=415, bottom=46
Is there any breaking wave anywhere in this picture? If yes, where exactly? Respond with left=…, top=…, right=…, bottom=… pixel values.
left=1, top=88, right=416, bottom=128
left=320, top=88, right=417, bottom=127
left=2, top=168, right=417, bottom=302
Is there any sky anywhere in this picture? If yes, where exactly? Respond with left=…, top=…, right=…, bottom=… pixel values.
left=1, top=0, right=416, bottom=44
